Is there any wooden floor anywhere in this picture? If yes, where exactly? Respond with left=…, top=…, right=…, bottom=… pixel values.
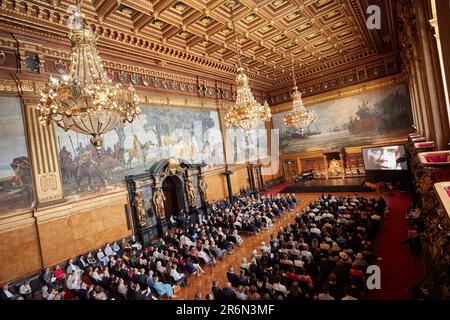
left=175, top=191, right=382, bottom=300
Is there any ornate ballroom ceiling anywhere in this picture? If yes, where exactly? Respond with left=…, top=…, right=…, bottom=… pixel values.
left=0, top=0, right=400, bottom=97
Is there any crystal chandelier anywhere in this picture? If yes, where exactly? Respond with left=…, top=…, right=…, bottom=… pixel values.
left=224, top=0, right=271, bottom=132
left=37, top=0, right=140, bottom=155
left=284, top=54, right=317, bottom=132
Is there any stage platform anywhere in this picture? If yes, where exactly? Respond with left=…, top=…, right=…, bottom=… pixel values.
left=281, top=177, right=374, bottom=193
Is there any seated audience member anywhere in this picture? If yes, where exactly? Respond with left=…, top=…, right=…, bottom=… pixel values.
left=78, top=282, right=89, bottom=300
left=129, top=236, right=142, bottom=250
left=222, top=282, right=237, bottom=300
left=92, top=286, right=108, bottom=300
left=19, top=281, right=32, bottom=299
left=86, top=252, right=98, bottom=265
left=112, top=242, right=121, bottom=254
left=90, top=267, right=103, bottom=283
left=104, top=243, right=116, bottom=257
left=211, top=280, right=223, bottom=300
left=0, top=284, right=21, bottom=300
left=185, top=258, right=205, bottom=276
left=45, top=287, right=64, bottom=300
left=97, top=248, right=109, bottom=266
left=272, top=276, right=288, bottom=298
left=77, top=255, right=90, bottom=270
left=66, top=273, right=82, bottom=291
left=152, top=276, right=175, bottom=298
left=316, top=286, right=335, bottom=300
left=170, top=264, right=188, bottom=287
left=226, top=266, right=241, bottom=287
left=66, top=258, right=83, bottom=276
left=117, top=278, right=128, bottom=300
left=236, top=285, right=248, bottom=300
left=42, top=267, right=56, bottom=287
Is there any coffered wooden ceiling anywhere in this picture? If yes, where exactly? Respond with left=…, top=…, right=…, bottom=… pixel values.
left=0, top=0, right=399, bottom=91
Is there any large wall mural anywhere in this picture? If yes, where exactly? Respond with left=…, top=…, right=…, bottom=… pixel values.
left=0, top=97, right=32, bottom=213
left=273, top=84, right=412, bottom=154
left=228, top=121, right=268, bottom=164
left=57, top=105, right=224, bottom=197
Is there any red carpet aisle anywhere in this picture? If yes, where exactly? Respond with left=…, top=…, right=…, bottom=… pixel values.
left=368, top=191, right=425, bottom=300
left=262, top=183, right=288, bottom=195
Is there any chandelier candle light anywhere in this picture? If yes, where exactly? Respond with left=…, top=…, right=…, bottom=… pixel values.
left=37, top=0, right=140, bottom=155
left=283, top=54, right=317, bottom=132
left=224, top=0, right=271, bottom=132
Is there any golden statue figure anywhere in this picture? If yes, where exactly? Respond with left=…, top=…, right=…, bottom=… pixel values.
left=153, top=186, right=166, bottom=219
left=328, top=159, right=342, bottom=176
left=132, top=190, right=147, bottom=227
left=199, top=175, right=208, bottom=203
left=186, top=176, right=197, bottom=208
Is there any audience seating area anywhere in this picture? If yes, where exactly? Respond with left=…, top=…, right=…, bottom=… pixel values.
left=212, top=193, right=387, bottom=301
left=0, top=192, right=298, bottom=300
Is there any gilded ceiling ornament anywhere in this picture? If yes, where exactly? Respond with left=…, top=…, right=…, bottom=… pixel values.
left=55, top=59, right=67, bottom=74
left=142, top=76, right=149, bottom=87
left=130, top=73, right=139, bottom=85
left=106, top=69, right=114, bottom=81
left=118, top=71, right=127, bottom=83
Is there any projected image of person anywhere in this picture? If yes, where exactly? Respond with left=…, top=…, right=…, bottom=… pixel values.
left=366, top=146, right=402, bottom=170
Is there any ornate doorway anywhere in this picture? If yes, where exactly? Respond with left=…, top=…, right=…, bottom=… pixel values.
left=162, top=175, right=183, bottom=220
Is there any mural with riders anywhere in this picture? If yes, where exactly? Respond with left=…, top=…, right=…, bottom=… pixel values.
left=57, top=105, right=224, bottom=196
left=0, top=97, right=32, bottom=213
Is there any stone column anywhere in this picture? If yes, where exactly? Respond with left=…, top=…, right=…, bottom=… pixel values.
left=223, top=169, right=233, bottom=204
left=411, top=38, right=433, bottom=141
left=430, top=0, right=450, bottom=144
left=415, top=0, right=448, bottom=149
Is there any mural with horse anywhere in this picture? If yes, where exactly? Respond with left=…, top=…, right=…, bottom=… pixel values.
left=57, top=105, right=224, bottom=197
left=0, top=97, right=33, bottom=213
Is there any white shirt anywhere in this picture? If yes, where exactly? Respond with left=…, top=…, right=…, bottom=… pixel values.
left=19, top=284, right=31, bottom=295
left=273, top=283, right=288, bottom=296
left=4, top=289, right=14, bottom=298
left=198, top=250, right=210, bottom=263
left=104, top=246, right=116, bottom=256
left=170, top=268, right=183, bottom=281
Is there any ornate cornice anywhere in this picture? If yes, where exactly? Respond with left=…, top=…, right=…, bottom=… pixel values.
left=271, top=73, right=408, bottom=113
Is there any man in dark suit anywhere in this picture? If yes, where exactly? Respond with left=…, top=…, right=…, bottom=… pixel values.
left=222, top=282, right=237, bottom=300
left=226, top=266, right=240, bottom=287
left=211, top=280, right=223, bottom=300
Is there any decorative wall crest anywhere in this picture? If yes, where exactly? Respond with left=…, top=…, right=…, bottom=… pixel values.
left=55, top=59, right=67, bottom=74
left=130, top=73, right=139, bottom=85
left=118, top=71, right=127, bottom=83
